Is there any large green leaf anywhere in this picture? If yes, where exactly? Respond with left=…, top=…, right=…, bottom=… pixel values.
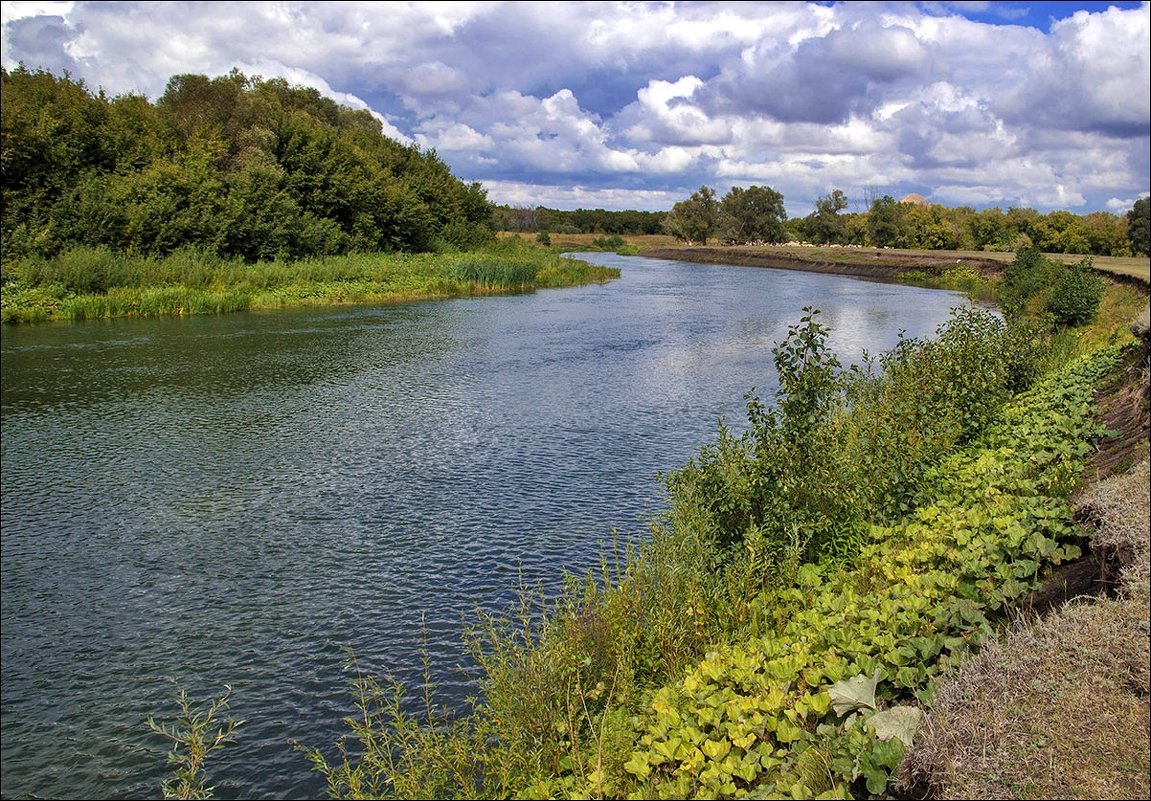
left=828, top=671, right=878, bottom=717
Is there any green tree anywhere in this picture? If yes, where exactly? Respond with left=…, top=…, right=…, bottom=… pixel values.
left=1079, top=211, right=1127, bottom=257
left=804, top=189, right=848, bottom=244
left=1127, top=196, right=1150, bottom=256
left=664, top=185, right=719, bottom=244
left=719, top=184, right=788, bottom=244
left=1, top=66, right=112, bottom=255
left=866, top=196, right=910, bottom=248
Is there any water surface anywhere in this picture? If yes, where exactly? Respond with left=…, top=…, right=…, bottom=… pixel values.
left=0, top=253, right=966, bottom=798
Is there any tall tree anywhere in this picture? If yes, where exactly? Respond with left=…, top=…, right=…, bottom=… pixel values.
left=1127, top=196, right=1150, bottom=256
left=664, top=185, right=719, bottom=245
left=719, top=184, right=788, bottom=244
left=866, top=196, right=911, bottom=248
left=804, top=189, right=848, bottom=244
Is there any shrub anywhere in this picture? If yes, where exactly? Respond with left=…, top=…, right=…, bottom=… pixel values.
left=1048, top=257, right=1105, bottom=327
left=998, top=247, right=1106, bottom=330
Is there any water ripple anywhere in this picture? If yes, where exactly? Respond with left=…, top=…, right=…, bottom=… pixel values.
left=1, top=254, right=966, bottom=799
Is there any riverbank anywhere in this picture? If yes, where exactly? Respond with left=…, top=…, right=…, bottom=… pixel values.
left=0, top=245, right=619, bottom=324
left=638, top=244, right=1151, bottom=288
left=900, top=314, right=1150, bottom=799
left=289, top=246, right=1150, bottom=799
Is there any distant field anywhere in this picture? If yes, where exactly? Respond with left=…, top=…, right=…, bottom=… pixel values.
left=534, top=234, right=1151, bottom=283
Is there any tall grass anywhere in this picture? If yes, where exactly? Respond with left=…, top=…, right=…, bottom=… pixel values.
left=297, top=302, right=1067, bottom=798
left=0, top=243, right=619, bottom=323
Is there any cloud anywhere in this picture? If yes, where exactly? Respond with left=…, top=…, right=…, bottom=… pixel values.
left=479, top=180, right=682, bottom=212
left=613, top=76, right=731, bottom=147
left=1, top=1, right=1147, bottom=216
left=705, top=18, right=930, bottom=125
left=996, top=4, right=1150, bottom=137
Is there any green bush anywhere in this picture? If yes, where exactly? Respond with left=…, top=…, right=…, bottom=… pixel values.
left=591, top=234, right=627, bottom=251
left=1047, top=258, right=1105, bottom=327
left=997, top=245, right=1055, bottom=316
left=665, top=304, right=1045, bottom=575
left=997, top=247, right=1106, bottom=330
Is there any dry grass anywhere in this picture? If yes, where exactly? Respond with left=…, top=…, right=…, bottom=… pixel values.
left=899, top=456, right=1151, bottom=800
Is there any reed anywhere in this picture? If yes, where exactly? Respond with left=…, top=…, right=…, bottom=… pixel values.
left=0, top=245, right=620, bottom=323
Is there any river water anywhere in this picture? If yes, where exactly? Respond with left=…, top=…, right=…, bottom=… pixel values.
left=0, top=253, right=966, bottom=799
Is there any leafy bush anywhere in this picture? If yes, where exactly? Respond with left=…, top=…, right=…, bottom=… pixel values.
left=665, top=305, right=1045, bottom=575
left=996, top=245, right=1055, bottom=316
left=665, top=308, right=864, bottom=577
left=591, top=234, right=627, bottom=251
left=1048, top=257, right=1105, bottom=327
left=997, top=247, right=1105, bottom=330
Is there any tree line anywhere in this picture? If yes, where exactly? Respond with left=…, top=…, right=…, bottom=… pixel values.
left=1, top=66, right=496, bottom=262
left=662, top=185, right=1149, bottom=257
left=495, top=205, right=666, bottom=235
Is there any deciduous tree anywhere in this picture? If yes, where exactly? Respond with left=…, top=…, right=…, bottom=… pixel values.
left=719, top=185, right=788, bottom=244
left=1127, top=196, right=1150, bottom=256
left=664, top=185, right=719, bottom=245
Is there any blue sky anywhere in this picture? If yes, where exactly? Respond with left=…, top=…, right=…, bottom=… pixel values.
left=2, top=1, right=1148, bottom=217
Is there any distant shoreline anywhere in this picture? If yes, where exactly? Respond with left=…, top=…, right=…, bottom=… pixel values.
left=640, top=245, right=1007, bottom=281
left=637, top=244, right=1150, bottom=290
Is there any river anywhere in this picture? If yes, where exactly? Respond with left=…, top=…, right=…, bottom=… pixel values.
left=0, top=252, right=966, bottom=799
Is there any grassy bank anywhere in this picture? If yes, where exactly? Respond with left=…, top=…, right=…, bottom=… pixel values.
left=0, top=242, right=619, bottom=324
left=287, top=249, right=1147, bottom=798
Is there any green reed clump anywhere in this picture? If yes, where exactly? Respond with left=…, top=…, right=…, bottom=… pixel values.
left=1, top=245, right=619, bottom=322
left=148, top=684, right=242, bottom=801
left=448, top=255, right=539, bottom=287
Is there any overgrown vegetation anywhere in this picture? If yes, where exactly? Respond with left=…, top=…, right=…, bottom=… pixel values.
left=0, top=240, right=619, bottom=323
left=1, top=66, right=495, bottom=262
left=997, top=245, right=1107, bottom=327
left=293, top=252, right=1138, bottom=798
left=900, top=455, right=1150, bottom=800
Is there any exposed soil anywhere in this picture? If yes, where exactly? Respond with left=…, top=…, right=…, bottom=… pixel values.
left=636, top=245, right=1151, bottom=291
left=637, top=246, right=1006, bottom=281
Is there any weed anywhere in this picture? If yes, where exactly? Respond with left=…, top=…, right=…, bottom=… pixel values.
left=147, top=684, right=242, bottom=801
